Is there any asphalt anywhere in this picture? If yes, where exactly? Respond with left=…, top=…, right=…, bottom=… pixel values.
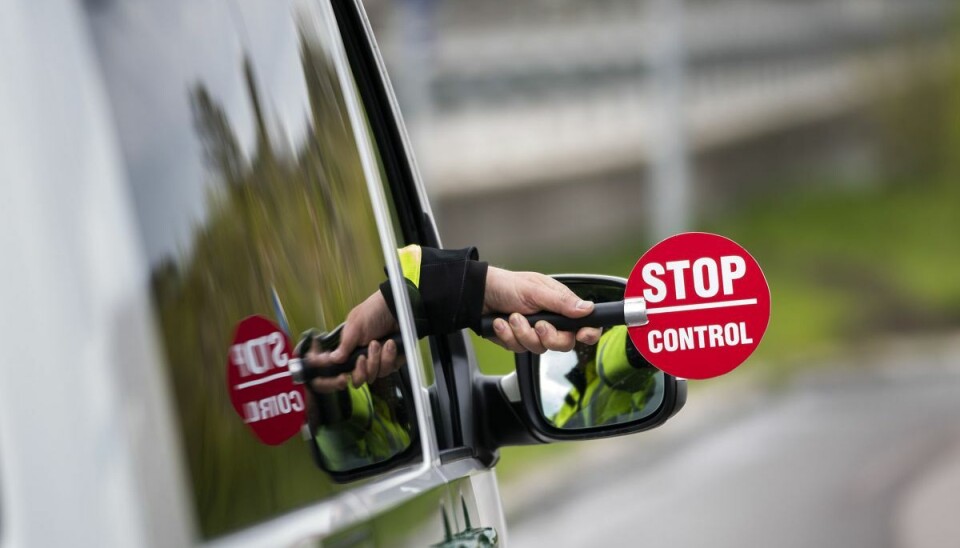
left=505, top=334, right=960, bottom=548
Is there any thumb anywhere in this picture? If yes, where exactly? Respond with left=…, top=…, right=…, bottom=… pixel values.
left=531, top=284, right=594, bottom=318
left=331, top=323, right=361, bottom=362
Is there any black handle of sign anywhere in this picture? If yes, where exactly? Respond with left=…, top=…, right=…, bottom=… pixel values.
left=478, top=300, right=626, bottom=338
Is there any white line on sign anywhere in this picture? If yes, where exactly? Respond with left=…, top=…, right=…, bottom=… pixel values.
left=646, top=298, right=758, bottom=315
left=235, top=370, right=292, bottom=390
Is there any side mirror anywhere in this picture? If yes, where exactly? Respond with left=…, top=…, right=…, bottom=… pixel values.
left=511, top=275, right=686, bottom=441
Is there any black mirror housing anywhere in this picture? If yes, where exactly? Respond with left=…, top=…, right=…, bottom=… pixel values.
left=475, top=275, right=686, bottom=450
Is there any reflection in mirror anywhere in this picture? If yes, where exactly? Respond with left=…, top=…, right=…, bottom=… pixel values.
left=539, top=326, right=664, bottom=430
left=306, top=365, right=413, bottom=473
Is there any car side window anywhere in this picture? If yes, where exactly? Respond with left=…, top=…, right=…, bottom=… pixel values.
left=85, top=0, right=420, bottom=539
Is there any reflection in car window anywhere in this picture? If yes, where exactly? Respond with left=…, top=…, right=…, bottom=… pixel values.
left=85, top=0, right=415, bottom=539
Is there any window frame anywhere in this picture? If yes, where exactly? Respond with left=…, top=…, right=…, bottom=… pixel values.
left=330, top=0, right=478, bottom=456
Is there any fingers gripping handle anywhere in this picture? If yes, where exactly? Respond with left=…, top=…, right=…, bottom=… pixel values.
left=478, top=300, right=645, bottom=338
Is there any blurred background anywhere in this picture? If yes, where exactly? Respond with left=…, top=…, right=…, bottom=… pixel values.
left=363, top=0, right=960, bottom=546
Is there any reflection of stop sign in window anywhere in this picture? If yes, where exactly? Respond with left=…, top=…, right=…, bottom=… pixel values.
left=226, top=315, right=306, bottom=445
left=626, top=233, right=771, bottom=380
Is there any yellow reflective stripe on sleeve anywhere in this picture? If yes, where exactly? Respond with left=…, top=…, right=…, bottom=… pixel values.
left=397, top=244, right=422, bottom=288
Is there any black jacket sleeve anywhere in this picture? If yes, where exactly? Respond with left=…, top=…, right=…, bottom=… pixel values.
left=379, top=246, right=488, bottom=337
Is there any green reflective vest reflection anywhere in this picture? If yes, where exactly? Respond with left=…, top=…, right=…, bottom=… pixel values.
left=312, top=380, right=411, bottom=472
left=552, top=326, right=657, bottom=429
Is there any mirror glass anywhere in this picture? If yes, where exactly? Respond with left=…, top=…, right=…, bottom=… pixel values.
left=536, top=280, right=665, bottom=430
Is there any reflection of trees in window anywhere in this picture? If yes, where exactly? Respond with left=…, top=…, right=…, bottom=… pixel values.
left=150, top=30, right=386, bottom=538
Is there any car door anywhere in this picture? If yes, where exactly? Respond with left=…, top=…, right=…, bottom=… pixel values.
left=81, top=0, right=500, bottom=545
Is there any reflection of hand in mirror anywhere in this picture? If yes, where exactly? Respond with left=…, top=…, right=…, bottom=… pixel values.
left=484, top=267, right=602, bottom=353
left=301, top=296, right=412, bottom=473
left=301, top=291, right=401, bottom=393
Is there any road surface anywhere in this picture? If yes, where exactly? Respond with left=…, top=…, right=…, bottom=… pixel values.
left=507, top=339, right=960, bottom=548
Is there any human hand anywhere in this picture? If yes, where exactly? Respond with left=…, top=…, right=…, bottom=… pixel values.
left=301, top=291, right=402, bottom=393
left=483, top=267, right=602, bottom=354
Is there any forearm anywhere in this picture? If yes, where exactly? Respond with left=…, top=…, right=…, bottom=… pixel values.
left=379, top=245, right=488, bottom=337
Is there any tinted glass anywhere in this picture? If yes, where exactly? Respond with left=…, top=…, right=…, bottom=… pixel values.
left=85, top=0, right=415, bottom=538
